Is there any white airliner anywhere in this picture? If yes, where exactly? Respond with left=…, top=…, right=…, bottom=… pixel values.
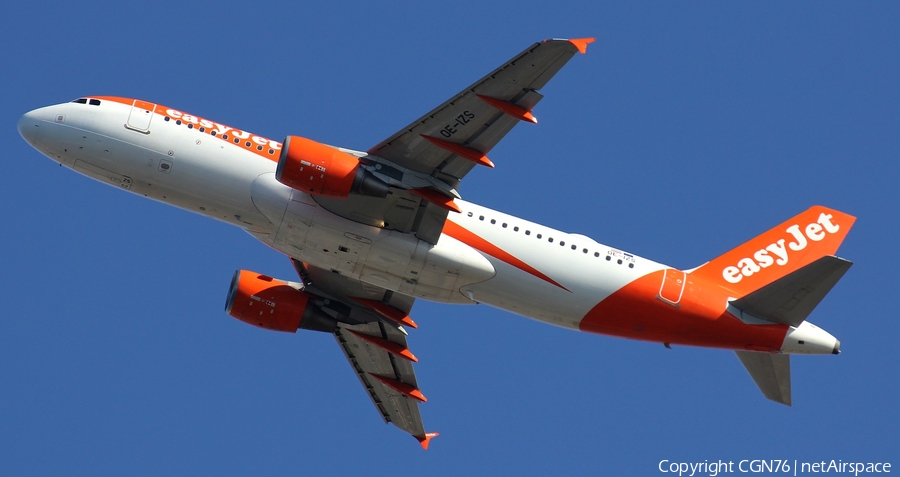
left=18, top=38, right=854, bottom=449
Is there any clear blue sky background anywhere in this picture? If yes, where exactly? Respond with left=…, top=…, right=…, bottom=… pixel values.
left=2, top=2, right=897, bottom=475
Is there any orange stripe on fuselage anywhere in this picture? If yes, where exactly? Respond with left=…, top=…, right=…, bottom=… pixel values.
left=579, top=269, right=788, bottom=350
left=443, top=220, right=569, bottom=292
left=89, top=96, right=281, bottom=163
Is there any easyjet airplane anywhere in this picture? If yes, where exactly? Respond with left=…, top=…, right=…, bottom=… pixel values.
left=18, top=38, right=854, bottom=448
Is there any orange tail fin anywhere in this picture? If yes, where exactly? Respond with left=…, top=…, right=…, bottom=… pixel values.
left=690, top=206, right=856, bottom=297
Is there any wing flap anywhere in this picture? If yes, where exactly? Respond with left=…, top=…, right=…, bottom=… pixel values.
left=735, top=351, right=792, bottom=406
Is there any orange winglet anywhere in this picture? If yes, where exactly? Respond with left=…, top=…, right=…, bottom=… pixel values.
left=476, top=95, right=538, bottom=124
left=347, top=329, right=419, bottom=362
left=368, top=373, right=427, bottom=402
left=568, top=37, right=596, bottom=54
left=350, top=297, right=418, bottom=329
left=416, top=432, right=440, bottom=450
left=410, top=188, right=462, bottom=214
left=420, top=135, right=494, bottom=168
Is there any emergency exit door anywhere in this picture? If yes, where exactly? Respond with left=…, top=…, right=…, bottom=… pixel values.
left=658, top=268, right=686, bottom=306
left=126, top=99, right=155, bottom=133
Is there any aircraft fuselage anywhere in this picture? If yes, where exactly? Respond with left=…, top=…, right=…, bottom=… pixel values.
left=18, top=96, right=841, bottom=355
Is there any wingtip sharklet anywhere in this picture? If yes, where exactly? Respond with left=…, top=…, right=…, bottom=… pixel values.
left=417, top=432, right=440, bottom=450
left=567, top=37, right=596, bottom=54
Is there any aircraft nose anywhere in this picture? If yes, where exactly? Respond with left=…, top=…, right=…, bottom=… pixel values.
left=18, top=109, right=43, bottom=147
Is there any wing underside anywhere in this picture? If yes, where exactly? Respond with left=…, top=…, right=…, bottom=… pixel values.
left=335, top=321, right=425, bottom=437
left=368, top=39, right=591, bottom=182
left=290, top=259, right=433, bottom=444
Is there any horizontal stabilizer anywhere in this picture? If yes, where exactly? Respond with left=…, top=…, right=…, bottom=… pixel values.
left=731, top=256, right=852, bottom=327
left=735, top=351, right=792, bottom=406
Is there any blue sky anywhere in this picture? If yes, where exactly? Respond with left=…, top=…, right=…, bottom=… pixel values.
left=2, top=1, right=897, bottom=475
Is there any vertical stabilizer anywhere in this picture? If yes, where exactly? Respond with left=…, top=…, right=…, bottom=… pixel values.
left=690, top=206, right=855, bottom=297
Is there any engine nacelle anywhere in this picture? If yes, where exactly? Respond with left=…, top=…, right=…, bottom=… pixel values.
left=276, top=135, right=389, bottom=198
left=224, top=270, right=336, bottom=333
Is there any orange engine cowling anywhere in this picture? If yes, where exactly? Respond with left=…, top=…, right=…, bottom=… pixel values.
left=275, top=135, right=389, bottom=198
left=224, top=270, right=336, bottom=333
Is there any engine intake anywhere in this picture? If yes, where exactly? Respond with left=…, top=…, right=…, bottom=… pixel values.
left=276, top=135, right=389, bottom=198
left=225, top=270, right=336, bottom=333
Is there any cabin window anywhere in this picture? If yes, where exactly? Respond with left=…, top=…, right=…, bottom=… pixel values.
left=164, top=116, right=170, bottom=121
left=245, top=141, right=252, bottom=147
left=502, top=223, right=507, bottom=228
left=257, top=145, right=263, bottom=151
left=548, top=237, right=553, bottom=243
left=467, top=212, right=473, bottom=217
left=536, top=234, right=542, bottom=239
left=188, top=124, right=194, bottom=129
left=594, top=252, right=600, bottom=257
left=514, top=226, right=519, bottom=232
left=525, top=230, right=531, bottom=235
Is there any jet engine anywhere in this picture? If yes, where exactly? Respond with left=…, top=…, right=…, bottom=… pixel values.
left=225, top=270, right=336, bottom=333
left=276, top=135, right=389, bottom=198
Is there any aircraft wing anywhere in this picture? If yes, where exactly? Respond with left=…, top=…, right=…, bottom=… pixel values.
left=314, top=38, right=594, bottom=244
left=368, top=38, right=593, bottom=182
left=291, top=259, right=438, bottom=448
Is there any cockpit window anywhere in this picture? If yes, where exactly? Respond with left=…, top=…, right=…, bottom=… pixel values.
left=72, top=98, right=88, bottom=104
left=89, top=99, right=101, bottom=106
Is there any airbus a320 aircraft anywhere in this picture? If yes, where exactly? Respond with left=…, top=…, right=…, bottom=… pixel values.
left=18, top=38, right=854, bottom=449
